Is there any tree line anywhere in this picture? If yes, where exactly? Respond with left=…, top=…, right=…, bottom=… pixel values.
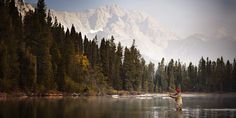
left=155, top=57, right=236, bottom=92
left=0, top=0, right=235, bottom=94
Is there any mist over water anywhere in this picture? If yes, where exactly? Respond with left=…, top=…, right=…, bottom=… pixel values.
left=0, top=94, right=236, bottom=118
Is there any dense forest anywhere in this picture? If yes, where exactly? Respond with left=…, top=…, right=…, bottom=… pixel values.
left=0, top=0, right=235, bottom=95
left=155, top=57, right=236, bottom=92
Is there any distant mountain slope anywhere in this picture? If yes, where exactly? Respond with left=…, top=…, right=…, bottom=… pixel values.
left=164, top=34, right=236, bottom=64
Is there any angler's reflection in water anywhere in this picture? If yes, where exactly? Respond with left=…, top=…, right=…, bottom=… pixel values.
left=177, top=111, right=183, bottom=118
left=152, top=107, right=183, bottom=118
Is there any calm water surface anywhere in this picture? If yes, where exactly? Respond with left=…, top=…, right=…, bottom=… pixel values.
left=0, top=94, right=236, bottom=118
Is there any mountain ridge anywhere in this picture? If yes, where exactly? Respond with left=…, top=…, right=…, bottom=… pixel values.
left=15, top=1, right=236, bottom=65
left=16, top=1, right=179, bottom=64
left=165, top=34, right=236, bottom=64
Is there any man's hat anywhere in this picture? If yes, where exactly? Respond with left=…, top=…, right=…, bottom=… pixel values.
left=176, top=87, right=180, bottom=93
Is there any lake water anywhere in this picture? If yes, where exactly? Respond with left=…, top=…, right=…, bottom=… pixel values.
left=0, top=94, right=236, bottom=118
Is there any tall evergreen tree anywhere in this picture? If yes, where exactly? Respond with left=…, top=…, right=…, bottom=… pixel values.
left=34, top=0, right=54, bottom=91
left=62, top=29, right=75, bottom=78
left=100, top=38, right=109, bottom=77
left=90, top=36, right=99, bottom=68
left=225, top=60, right=232, bottom=91
left=141, top=58, right=148, bottom=92
left=18, top=45, right=37, bottom=91
left=198, top=57, right=206, bottom=91
left=232, top=59, right=236, bottom=91
left=109, top=36, right=116, bottom=87
left=113, top=42, right=123, bottom=90
left=147, top=62, right=155, bottom=92
left=188, top=62, right=196, bottom=91
left=78, top=32, right=83, bottom=54
left=167, top=59, right=175, bottom=90
left=123, top=47, right=131, bottom=90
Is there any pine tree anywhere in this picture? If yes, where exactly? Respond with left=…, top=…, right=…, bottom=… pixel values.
left=70, top=25, right=80, bottom=54
left=9, top=0, right=23, bottom=42
left=91, top=36, right=99, bottom=68
left=123, top=47, right=131, bottom=90
left=140, top=58, right=147, bottom=92
left=113, top=42, right=123, bottom=90
left=225, top=60, right=232, bottom=91
left=129, top=40, right=142, bottom=91
left=160, top=58, right=168, bottom=92
left=174, top=61, right=182, bottom=89
left=36, top=0, right=46, bottom=24
left=5, top=0, right=22, bottom=90
left=147, top=62, right=155, bottom=92
left=18, top=44, right=36, bottom=91
left=62, top=29, right=75, bottom=78
left=109, top=36, right=116, bottom=87
left=232, top=59, right=236, bottom=91
left=167, top=59, right=175, bottom=90
left=100, top=38, right=109, bottom=77
left=78, top=32, right=83, bottom=54
left=51, top=17, right=66, bottom=91
left=198, top=57, right=206, bottom=91
left=205, top=57, right=212, bottom=91
left=83, top=35, right=89, bottom=56
left=181, top=64, right=189, bottom=91
left=0, top=42, right=11, bottom=91
left=34, top=0, right=54, bottom=91
left=215, top=57, right=225, bottom=91
left=188, top=62, right=196, bottom=91
left=211, top=61, right=217, bottom=91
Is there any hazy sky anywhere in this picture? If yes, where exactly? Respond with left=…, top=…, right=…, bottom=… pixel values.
left=25, top=0, right=236, bottom=40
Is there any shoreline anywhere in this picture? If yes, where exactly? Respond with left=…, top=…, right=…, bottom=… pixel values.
left=1, top=91, right=236, bottom=99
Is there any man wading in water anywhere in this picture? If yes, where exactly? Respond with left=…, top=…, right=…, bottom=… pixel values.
left=169, top=87, right=183, bottom=111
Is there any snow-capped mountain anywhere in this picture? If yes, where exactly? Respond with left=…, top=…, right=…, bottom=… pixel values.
left=16, top=1, right=178, bottom=64
left=49, top=5, right=179, bottom=64
left=15, top=0, right=35, bottom=17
